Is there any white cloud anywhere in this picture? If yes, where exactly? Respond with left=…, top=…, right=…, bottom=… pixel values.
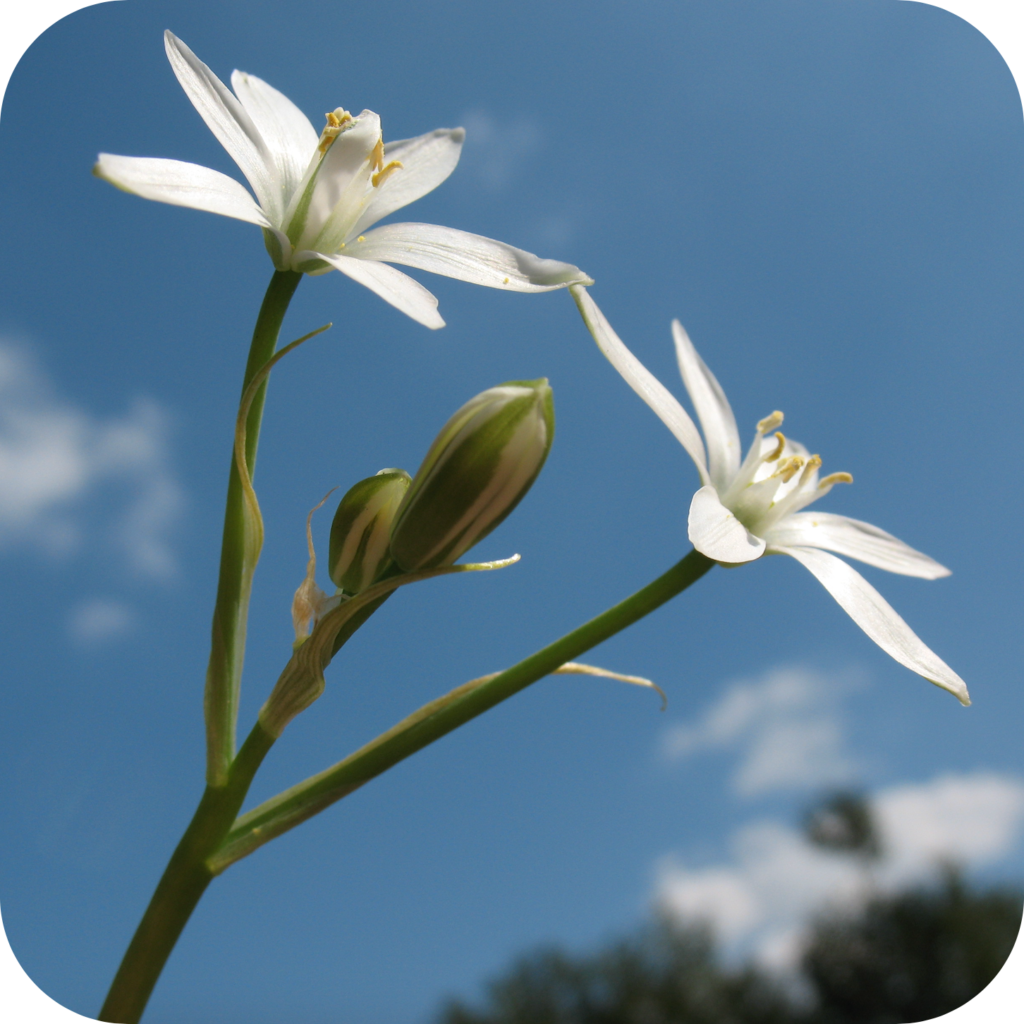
left=460, top=110, right=541, bottom=191
left=655, top=771, right=1024, bottom=973
left=0, top=341, right=182, bottom=578
left=69, top=598, right=135, bottom=642
left=661, top=665, right=861, bottom=796
left=874, top=773, right=1024, bottom=888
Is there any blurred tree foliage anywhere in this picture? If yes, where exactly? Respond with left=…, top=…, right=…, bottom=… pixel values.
left=438, top=918, right=794, bottom=1024
left=805, top=868, right=1022, bottom=1024
left=437, top=795, right=1022, bottom=1024
left=803, top=792, right=882, bottom=861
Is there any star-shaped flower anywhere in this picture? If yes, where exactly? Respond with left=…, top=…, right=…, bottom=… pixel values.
left=95, top=32, right=591, bottom=328
left=572, top=286, right=969, bottom=705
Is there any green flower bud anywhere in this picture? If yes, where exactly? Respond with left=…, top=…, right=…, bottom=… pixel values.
left=328, top=469, right=412, bottom=594
left=389, top=379, right=554, bottom=571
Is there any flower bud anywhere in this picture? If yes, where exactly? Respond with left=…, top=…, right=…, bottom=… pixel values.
left=389, top=379, right=554, bottom=571
left=329, top=469, right=411, bottom=594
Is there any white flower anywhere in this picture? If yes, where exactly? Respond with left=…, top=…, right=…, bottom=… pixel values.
left=571, top=286, right=969, bottom=706
left=94, top=32, right=591, bottom=329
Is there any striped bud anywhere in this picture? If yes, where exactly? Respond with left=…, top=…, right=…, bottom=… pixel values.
left=329, top=469, right=411, bottom=594
left=389, top=379, right=554, bottom=571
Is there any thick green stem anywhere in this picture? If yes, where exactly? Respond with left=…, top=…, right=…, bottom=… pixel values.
left=214, top=550, right=715, bottom=868
left=205, top=270, right=302, bottom=786
left=98, top=723, right=276, bottom=1024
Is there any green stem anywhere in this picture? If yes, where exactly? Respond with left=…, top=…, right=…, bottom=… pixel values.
left=205, top=270, right=302, bottom=786
left=213, top=549, right=715, bottom=869
left=98, top=723, right=276, bottom=1024
left=101, top=271, right=322, bottom=1021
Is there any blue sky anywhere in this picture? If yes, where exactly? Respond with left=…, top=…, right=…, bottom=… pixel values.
left=1, top=2, right=1022, bottom=1022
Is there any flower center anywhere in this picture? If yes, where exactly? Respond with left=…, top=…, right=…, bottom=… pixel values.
left=284, top=108, right=406, bottom=260
left=721, top=411, right=852, bottom=536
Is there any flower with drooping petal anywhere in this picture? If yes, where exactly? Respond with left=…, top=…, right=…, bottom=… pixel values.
left=571, top=285, right=969, bottom=706
left=94, top=32, right=591, bottom=329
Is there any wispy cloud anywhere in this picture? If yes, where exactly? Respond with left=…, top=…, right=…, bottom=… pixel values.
left=526, top=215, right=574, bottom=250
left=459, top=110, right=542, bottom=191
left=655, top=772, right=1024, bottom=972
left=68, top=598, right=136, bottom=643
left=0, top=340, right=183, bottom=579
left=661, top=665, right=862, bottom=796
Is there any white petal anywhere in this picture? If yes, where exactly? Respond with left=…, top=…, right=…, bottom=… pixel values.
left=351, top=128, right=466, bottom=237
left=688, top=485, right=765, bottom=563
left=672, top=319, right=741, bottom=491
left=315, top=252, right=444, bottom=329
left=94, top=154, right=270, bottom=226
left=772, top=545, right=970, bottom=705
left=765, top=512, right=951, bottom=579
left=230, top=70, right=318, bottom=204
left=570, top=286, right=710, bottom=483
left=348, top=223, right=592, bottom=291
left=163, top=32, right=280, bottom=221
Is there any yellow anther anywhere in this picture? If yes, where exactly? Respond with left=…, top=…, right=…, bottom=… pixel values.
left=357, top=235, right=365, bottom=243
left=318, top=108, right=352, bottom=154
left=764, top=432, right=786, bottom=462
left=794, top=454, right=822, bottom=487
left=776, top=456, right=805, bottom=483
left=757, top=410, right=784, bottom=434
left=371, top=137, right=385, bottom=173
left=503, top=277, right=510, bottom=285
left=371, top=160, right=403, bottom=188
left=819, top=472, right=853, bottom=488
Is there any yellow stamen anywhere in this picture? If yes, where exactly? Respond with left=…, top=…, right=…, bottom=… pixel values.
left=371, top=160, right=403, bottom=188
left=819, top=472, right=853, bottom=489
left=791, top=454, right=822, bottom=488
left=764, top=432, right=786, bottom=462
left=318, top=108, right=352, bottom=154
left=776, top=456, right=805, bottom=483
left=757, top=410, right=784, bottom=434
left=799, top=454, right=822, bottom=481
left=371, top=137, right=385, bottom=173
left=357, top=236, right=365, bottom=243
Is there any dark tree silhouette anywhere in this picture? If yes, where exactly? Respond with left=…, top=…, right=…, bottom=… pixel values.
left=438, top=918, right=794, bottom=1024
left=804, top=867, right=1022, bottom=1024
left=803, top=791, right=881, bottom=861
